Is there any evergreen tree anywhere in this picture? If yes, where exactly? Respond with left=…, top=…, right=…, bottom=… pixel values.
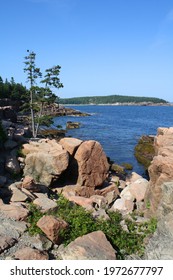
left=24, top=50, right=63, bottom=138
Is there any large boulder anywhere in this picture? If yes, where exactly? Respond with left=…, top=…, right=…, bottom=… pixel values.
left=59, top=137, right=82, bottom=156
left=74, top=140, right=109, bottom=188
left=145, top=127, right=173, bottom=217
left=144, top=182, right=173, bottom=259
left=57, top=230, right=116, bottom=260
left=23, top=139, right=69, bottom=186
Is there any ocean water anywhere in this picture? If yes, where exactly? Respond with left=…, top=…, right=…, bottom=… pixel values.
left=53, top=105, right=173, bottom=176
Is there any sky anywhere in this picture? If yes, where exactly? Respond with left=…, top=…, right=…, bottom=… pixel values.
left=1, top=0, right=173, bottom=102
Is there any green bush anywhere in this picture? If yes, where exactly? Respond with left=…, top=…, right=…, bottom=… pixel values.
left=27, top=195, right=157, bottom=259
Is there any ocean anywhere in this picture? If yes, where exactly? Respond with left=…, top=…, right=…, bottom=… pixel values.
left=53, top=105, right=173, bottom=176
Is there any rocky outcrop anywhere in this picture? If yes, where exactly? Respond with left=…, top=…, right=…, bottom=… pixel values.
left=74, top=140, right=109, bottom=188
left=0, top=106, right=17, bottom=122
left=143, top=128, right=173, bottom=259
left=23, top=138, right=109, bottom=190
left=23, top=139, right=69, bottom=186
left=134, top=135, right=155, bottom=170
left=145, top=127, right=173, bottom=217
left=57, top=231, right=116, bottom=260
left=144, top=182, right=173, bottom=259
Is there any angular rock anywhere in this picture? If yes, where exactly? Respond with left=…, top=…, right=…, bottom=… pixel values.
left=33, top=194, right=58, bottom=213
left=110, top=197, right=134, bottom=214
left=0, top=236, right=17, bottom=254
left=22, top=176, right=48, bottom=193
left=0, top=217, right=27, bottom=239
left=5, top=155, right=21, bottom=174
left=0, top=202, right=29, bottom=221
left=23, top=140, right=69, bottom=186
left=37, top=215, right=68, bottom=244
left=14, top=247, right=49, bottom=260
left=145, top=127, right=173, bottom=217
left=61, top=194, right=93, bottom=211
left=59, top=137, right=82, bottom=156
left=120, top=186, right=134, bottom=201
left=129, top=178, right=148, bottom=202
left=144, top=182, right=173, bottom=259
left=126, top=172, right=142, bottom=184
left=57, top=231, right=116, bottom=260
left=10, top=186, right=29, bottom=202
left=74, top=140, right=109, bottom=188
left=90, top=195, right=107, bottom=209
left=125, top=178, right=148, bottom=202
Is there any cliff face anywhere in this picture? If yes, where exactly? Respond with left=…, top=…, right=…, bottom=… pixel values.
left=145, top=127, right=173, bottom=218
left=144, top=127, right=173, bottom=259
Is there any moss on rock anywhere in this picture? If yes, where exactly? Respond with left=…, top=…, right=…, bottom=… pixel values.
left=134, top=135, right=155, bottom=170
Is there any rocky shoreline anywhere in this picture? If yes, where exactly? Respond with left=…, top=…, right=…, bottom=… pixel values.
left=0, top=114, right=173, bottom=259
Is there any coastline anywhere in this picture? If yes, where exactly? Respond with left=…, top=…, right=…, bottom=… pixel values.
left=61, top=102, right=172, bottom=106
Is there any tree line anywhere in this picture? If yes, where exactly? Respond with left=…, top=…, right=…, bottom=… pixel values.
left=0, top=76, right=28, bottom=104
left=59, top=95, right=167, bottom=105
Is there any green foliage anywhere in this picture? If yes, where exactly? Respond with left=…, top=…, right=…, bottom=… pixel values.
left=0, top=76, right=28, bottom=104
left=27, top=195, right=157, bottom=259
left=59, top=94, right=168, bottom=105
left=27, top=203, right=44, bottom=235
left=23, top=50, right=63, bottom=138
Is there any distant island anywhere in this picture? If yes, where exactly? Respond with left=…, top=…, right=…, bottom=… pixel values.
left=59, top=94, right=168, bottom=105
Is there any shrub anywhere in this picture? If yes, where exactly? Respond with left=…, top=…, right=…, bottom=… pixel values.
left=27, top=195, right=157, bottom=259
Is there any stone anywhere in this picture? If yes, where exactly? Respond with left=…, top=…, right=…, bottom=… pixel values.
left=5, top=155, right=21, bottom=174
left=66, top=121, right=80, bottom=129
left=104, top=190, right=118, bottom=206
left=10, top=186, right=29, bottom=202
left=0, top=176, right=7, bottom=187
left=23, top=140, right=69, bottom=186
left=14, top=247, right=49, bottom=260
left=144, top=181, right=173, bottom=259
left=37, top=215, right=68, bottom=244
left=74, top=140, right=109, bottom=188
left=0, top=216, right=27, bottom=239
left=59, top=137, right=83, bottom=156
left=145, top=127, right=173, bottom=217
left=0, top=202, right=29, bottom=221
left=0, top=236, right=17, bottom=254
left=92, top=209, right=110, bottom=220
left=110, top=175, right=120, bottom=185
left=22, top=176, right=48, bottom=193
left=64, top=195, right=93, bottom=210
left=90, top=195, right=107, bottom=209
left=110, top=197, right=134, bottom=214
left=4, top=139, right=18, bottom=150
left=99, top=182, right=120, bottom=196
left=126, top=172, right=143, bottom=184
left=57, top=231, right=116, bottom=260
left=128, top=178, right=149, bottom=202
left=110, top=198, right=126, bottom=212
left=120, top=186, right=134, bottom=201
left=33, top=195, right=58, bottom=213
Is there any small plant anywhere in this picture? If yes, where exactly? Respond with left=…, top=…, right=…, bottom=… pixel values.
left=27, top=203, right=44, bottom=235
left=146, top=200, right=151, bottom=209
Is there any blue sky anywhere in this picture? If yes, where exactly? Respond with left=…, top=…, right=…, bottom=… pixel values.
left=1, top=0, right=173, bottom=101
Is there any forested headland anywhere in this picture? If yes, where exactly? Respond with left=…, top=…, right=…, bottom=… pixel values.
left=59, top=94, right=168, bottom=105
